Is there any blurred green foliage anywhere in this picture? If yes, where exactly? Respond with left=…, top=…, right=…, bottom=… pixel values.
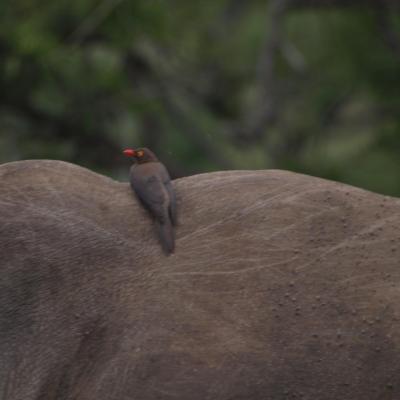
left=0, top=0, right=399, bottom=195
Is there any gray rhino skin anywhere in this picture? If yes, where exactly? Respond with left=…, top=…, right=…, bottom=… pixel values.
left=0, top=160, right=399, bottom=400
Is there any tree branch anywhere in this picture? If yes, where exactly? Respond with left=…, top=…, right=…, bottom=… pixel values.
left=124, top=50, right=234, bottom=170
left=375, top=2, right=400, bottom=60
left=235, top=0, right=293, bottom=143
left=69, top=0, right=126, bottom=46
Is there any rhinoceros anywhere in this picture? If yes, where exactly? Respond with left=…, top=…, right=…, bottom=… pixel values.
left=0, top=160, right=399, bottom=399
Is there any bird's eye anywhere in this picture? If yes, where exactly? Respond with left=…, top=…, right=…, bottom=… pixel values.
left=137, top=150, right=144, bottom=157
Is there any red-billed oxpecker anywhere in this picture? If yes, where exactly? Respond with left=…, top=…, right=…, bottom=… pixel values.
left=123, top=148, right=177, bottom=254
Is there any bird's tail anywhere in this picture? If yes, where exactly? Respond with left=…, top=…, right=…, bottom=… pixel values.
left=156, top=218, right=175, bottom=254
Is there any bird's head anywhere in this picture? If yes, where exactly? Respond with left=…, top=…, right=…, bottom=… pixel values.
left=123, top=147, right=158, bottom=164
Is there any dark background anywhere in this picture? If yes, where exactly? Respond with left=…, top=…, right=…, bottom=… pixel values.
left=1, top=0, right=400, bottom=195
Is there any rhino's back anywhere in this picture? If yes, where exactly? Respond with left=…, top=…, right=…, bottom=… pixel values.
left=1, top=160, right=400, bottom=399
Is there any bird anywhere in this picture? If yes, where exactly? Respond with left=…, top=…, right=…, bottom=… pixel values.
left=123, top=147, right=177, bottom=254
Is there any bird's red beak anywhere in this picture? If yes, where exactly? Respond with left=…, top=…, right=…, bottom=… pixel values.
left=123, top=149, right=136, bottom=157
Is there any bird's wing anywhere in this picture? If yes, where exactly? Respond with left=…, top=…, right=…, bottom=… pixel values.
left=165, top=181, right=177, bottom=226
left=130, top=169, right=167, bottom=221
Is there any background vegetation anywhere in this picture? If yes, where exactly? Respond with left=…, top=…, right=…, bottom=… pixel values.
left=1, top=0, right=400, bottom=195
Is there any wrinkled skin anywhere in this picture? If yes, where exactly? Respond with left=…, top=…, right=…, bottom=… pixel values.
left=0, top=160, right=400, bottom=400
